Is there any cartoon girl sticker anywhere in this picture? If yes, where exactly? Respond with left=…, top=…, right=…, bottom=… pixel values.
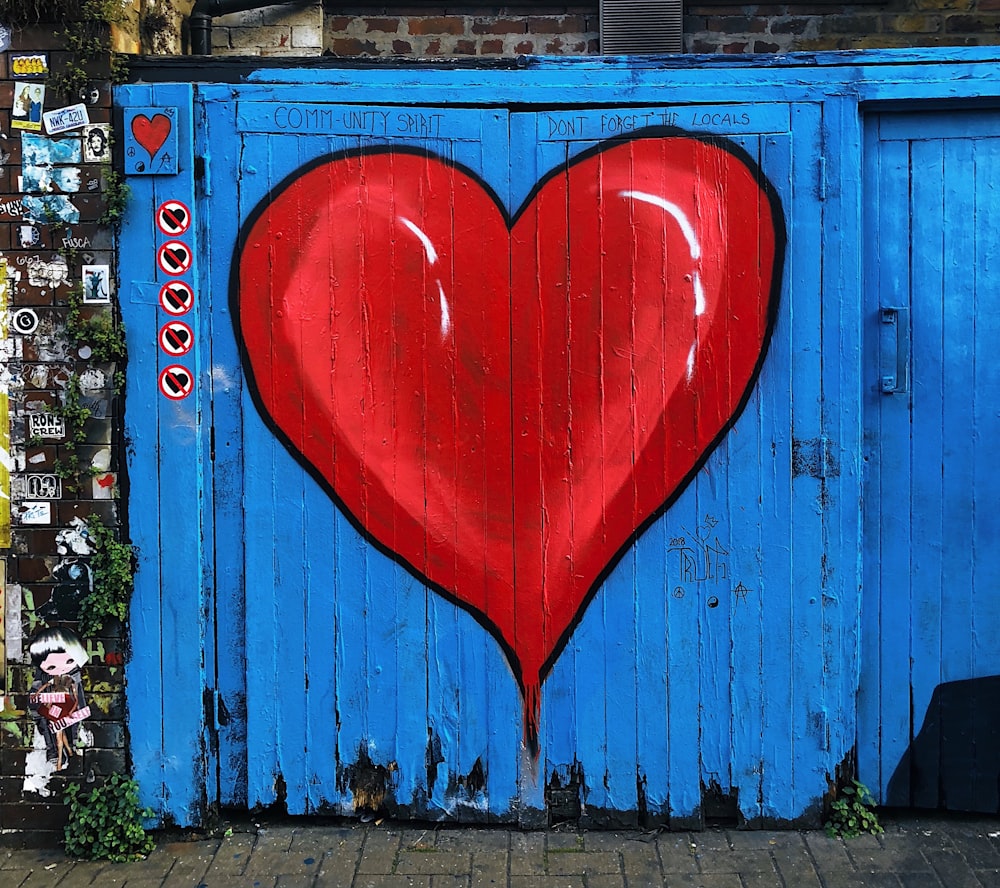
left=27, top=628, right=91, bottom=771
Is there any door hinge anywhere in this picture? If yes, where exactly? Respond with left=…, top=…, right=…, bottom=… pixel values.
left=818, top=156, right=827, bottom=201
left=210, top=425, right=216, bottom=462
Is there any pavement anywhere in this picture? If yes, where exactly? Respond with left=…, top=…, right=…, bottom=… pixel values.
left=3, top=812, right=1000, bottom=888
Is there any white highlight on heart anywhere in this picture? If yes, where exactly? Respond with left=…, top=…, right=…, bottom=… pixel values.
left=400, top=216, right=438, bottom=266
left=436, top=280, right=452, bottom=339
left=618, top=190, right=701, bottom=260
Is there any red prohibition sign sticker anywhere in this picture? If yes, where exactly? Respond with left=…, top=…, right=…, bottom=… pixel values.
left=158, top=240, right=192, bottom=276
left=156, top=199, right=191, bottom=236
left=159, top=320, right=194, bottom=357
left=159, top=281, right=194, bottom=316
left=159, top=365, right=194, bottom=400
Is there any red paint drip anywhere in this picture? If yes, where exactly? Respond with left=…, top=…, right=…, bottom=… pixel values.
left=524, top=682, right=541, bottom=758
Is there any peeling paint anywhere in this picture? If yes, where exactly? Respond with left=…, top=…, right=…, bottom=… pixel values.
left=338, top=743, right=399, bottom=818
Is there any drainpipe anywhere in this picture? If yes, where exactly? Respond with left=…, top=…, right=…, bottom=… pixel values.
left=190, top=0, right=305, bottom=55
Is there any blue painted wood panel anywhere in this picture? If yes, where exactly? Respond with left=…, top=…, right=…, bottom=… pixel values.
left=859, top=110, right=1000, bottom=812
left=114, top=53, right=1000, bottom=827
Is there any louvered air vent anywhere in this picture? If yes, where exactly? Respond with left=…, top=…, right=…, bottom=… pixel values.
left=600, top=0, right=683, bottom=54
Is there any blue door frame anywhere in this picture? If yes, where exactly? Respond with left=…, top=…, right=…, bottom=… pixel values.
left=117, top=49, right=1000, bottom=827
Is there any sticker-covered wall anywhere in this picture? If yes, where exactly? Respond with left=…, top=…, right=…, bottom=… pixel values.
left=0, top=9, right=134, bottom=837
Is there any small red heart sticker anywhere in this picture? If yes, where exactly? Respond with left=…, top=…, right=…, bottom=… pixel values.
left=131, top=113, right=172, bottom=158
left=235, top=134, right=784, bottom=744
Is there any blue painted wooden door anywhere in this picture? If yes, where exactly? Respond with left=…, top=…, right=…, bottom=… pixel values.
left=119, top=78, right=853, bottom=827
left=859, top=111, right=1000, bottom=811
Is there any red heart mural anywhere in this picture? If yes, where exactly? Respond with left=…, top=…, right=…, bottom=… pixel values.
left=234, top=133, right=784, bottom=745
left=130, top=113, right=172, bottom=158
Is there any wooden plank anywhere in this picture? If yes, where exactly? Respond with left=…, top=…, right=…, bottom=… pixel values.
left=240, top=132, right=285, bottom=809
left=198, top=87, right=248, bottom=809
left=971, top=132, right=1000, bottom=812
left=787, top=105, right=827, bottom=818
left=908, top=137, right=946, bottom=810
left=757, top=131, right=794, bottom=824
left=938, top=136, right=977, bottom=810
left=871, top=135, right=914, bottom=805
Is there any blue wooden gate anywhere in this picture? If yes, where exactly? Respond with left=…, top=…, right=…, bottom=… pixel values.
left=119, top=60, right=859, bottom=826
left=859, top=110, right=1000, bottom=812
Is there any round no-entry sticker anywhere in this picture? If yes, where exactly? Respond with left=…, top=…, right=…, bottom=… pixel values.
left=158, top=240, right=192, bottom=276
left=159, top=365, right=194, bottom=400
left=159, top=320, right=194, bottom=357
left=156, top=199, right=191, bottom=237
left=159, top=281, right=194, bottom=316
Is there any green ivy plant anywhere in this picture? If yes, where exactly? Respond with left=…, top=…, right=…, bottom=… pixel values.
left=64, top=774, right=155, bottom=861
left=66, top=285, right=128, bottom=363
left=99, top=171, right=132, bottom=228
left=79, top=516, right=135, bottom=635
left=825, top=780, right=883, bottom=839
left=50, top=373, right=92, bottom=483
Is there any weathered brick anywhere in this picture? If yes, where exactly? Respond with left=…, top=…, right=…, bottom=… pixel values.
left=471, top=17, right=528, bottom=34
left=480, top=38, right=505, bottom=52
left=365, top=17, right=403, bottom=32
left=945, top=12, right=1000, bottom=29
left=328, top=37, right=381, bottom=55
left=769, top=16, right=814, bottom=33
left=528, top=14, right=590, bottom=33
left=514, top=39, right=535, bottom=52
left=884, top=13, right=943, bottom=31
left=392, top=38, right=414, bottom=51
left=406, top=15, right=467, bottom=34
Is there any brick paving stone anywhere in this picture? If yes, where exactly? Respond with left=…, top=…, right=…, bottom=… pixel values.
left=899, top=874, right=945, bottom=888
left=584, top=875, right=627, bottom=888
left=45, top=861, right=107, bottom=886
left=770, top=845, right=822, bottom=887
left=656, top=836, right=700, bottom=876
left=829, top=874, right=901, bottom=887
left=696, top=851, right=776, bottom=874
left=803, top=832, right=856, bottom=873
left=740, top=867, right=785, bottom=888
left=358, top=830, right=404, bottom=874
left=924, top=849, right=988, bottom=888
left=116, top=880, right=166, bottom=888
left=689, top=831, right=731, bottom=853
left=1, top=871, right=29, bottom=887
left=203, top=834, right=256, bottom=876
left=620, top=843, right=662, bottom=884
left=546, top=851, right=620, bottom=875
left=274, top=875, right=316, bottom=888
left=509, top=877, right=585, bottom=888
left=436, top=830, right=509, bottom=852
left=428, top=877, right=471, bottom=887
left=470, top=849, right=507, bottom=886
left=396, top=851, right=472, bottom=876
left=314, top=852, right=361, bottom=887
left=738, top=871, right=785, bottom=888
left=353, top=877, right=432, bottom=888
left=662, top=873, right=742, bottom=887
left=0, top=850, right=65, bottom=870
left=945, top=834, right=1000, bottom=870
left=548, top=833, right=586, bottom=851
left=850, top=848, right=934, bottom=872
left=727, top=831, right=804, bottom=850
left=509, top=833, right=546, bottom=876
left=583, top=832, right=636, bottom=852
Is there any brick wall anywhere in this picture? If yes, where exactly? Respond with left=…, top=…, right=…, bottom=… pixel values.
left=204, top=0, right=1000, bottom=57
left=0, top=22, right=127, bottom=837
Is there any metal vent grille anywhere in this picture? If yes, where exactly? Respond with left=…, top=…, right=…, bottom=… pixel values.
left=600, top=0, right=683, bottom=54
